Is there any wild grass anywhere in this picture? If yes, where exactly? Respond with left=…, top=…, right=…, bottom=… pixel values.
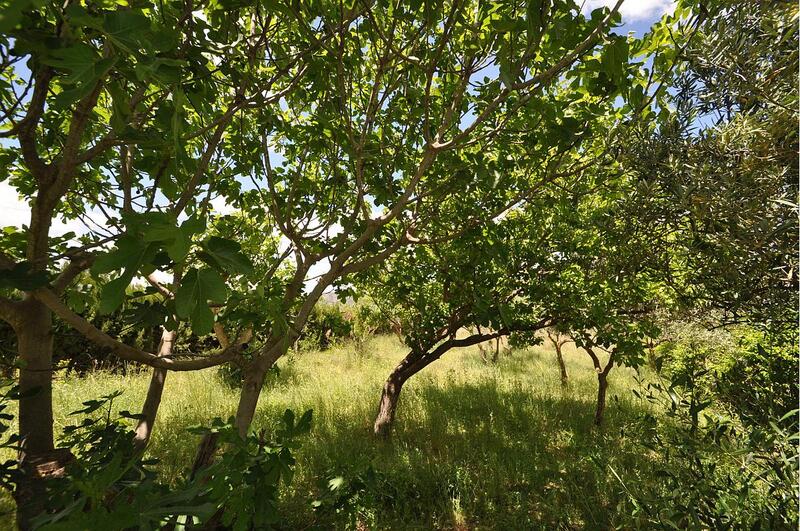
left=1, top=335, right=666, bottom=529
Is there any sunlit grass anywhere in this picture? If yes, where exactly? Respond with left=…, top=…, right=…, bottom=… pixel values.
left=1, top=335, right=663, bottom=529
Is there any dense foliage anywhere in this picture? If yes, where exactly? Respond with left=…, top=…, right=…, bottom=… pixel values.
left=0, top=0, right=795, bottom=528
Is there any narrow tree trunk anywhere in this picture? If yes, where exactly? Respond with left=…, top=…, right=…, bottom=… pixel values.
left=190, top=332, right=270, bottom=476
left=595, top=373, right=608, bottom=426
left=555, top=344, right=568, bottom=386
left=491, top=337, right=500, bottom=363
left=133, top=329, right=176, bottom=450
left=583, top=344, right=614, bottom=427
left=234, top=366, right=267, bottom=438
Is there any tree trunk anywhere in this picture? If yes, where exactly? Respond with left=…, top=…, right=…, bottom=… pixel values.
left=16, top=299, right=54, bottom=455
left=190, top=334, right=274, bottom=476
left=14, top=298, right=65, bottom=529
left=595, top=373, right=608, bottom=426
left=373, top=351, right=429, bottom=437
left=373, top=372, right=405, bottom=437
left=133, top=329, right=176, bottom=450
left=189, top=432, right=219, bottom=482
left=555, top=344, right=568, bottom=386
left=234, top=366, right=268, bottom=438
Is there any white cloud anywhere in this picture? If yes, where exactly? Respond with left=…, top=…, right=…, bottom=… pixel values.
left=0, top=182, right=101, bottom=239
left=0, top=182, right=30, bottom=229
left=209, top=195, right=236, bottom=216
left=582, top=0, right=675, bottom=23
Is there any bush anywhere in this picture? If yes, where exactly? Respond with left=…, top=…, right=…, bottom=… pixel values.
left=299, top=302, right=353, bottom=351
left=0, top=389, right=312, bottom=529
left=656, top=323, right=798, bottom=426
left=611, top=370, right=799, bottom=529
left=297, top=298, right=395, bottom=352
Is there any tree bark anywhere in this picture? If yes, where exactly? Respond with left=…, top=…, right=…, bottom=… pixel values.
left=373, top=371, right=406, bottom=437
left=189, top=363, right=268, bottom=478
left=555, top=343, right=568, bottom=386
left=15, top=299, right=54, bottom=456
left=13, top=297, right=66, bottom=529
left=595, top=373, right=608, bottom=426
left=189, top=330, right=269, bottom=476
left=546, top=330, right=569, bottom=386
left=133, top=329, right=176, bottom=450
left=234, top=365, right=268, bottom=438
left=373, top=351, right=430, bottom=437
left=582, top=343, right=615, bottom=427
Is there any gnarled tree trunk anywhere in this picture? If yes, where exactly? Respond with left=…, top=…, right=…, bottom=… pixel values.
left=372, top=329, right=516, bottom=437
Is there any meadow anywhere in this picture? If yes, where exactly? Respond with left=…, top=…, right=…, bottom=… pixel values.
left=1, top=336, right=667, bottom=530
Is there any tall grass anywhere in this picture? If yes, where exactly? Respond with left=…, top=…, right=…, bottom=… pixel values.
left=1, top=335, right=664, bottom=529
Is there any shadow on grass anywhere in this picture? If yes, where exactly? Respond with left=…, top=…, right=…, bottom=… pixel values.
left=140, top=361, right=658, bottom=529
left=272, top=379, right=657, bottom=530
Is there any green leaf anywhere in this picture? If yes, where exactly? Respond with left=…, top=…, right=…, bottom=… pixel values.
left=0, top=262, right=48, bottom=291
left=202, top=237, right=254, bottom=276
left=103, top=10, right=152, bottom=54
left=526, top=0, right=543, bottom=34
left=108, top=81, right=131, bottom=133
left=92, top=235, right=146, bottom=275
left=601, top=37, right=629, bottom=86
left=174, top=268, right=227, bottom=334
left=0, top=0, right=45, bottom=32
left=174, top=269, right=199, bottom=319
left=97, top=275, right=131, bottom=315
left=190, top=303, right=215, bottom=336
left=40, top=44, right=100, bottom=85
left=197, top=267, right=227, bottom=303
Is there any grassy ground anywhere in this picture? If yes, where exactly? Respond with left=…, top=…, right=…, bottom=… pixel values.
left=1, top=335, right=665, bottom=529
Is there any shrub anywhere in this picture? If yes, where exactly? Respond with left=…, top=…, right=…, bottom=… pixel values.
left=299, top=302, right=353, bottom=351
left=611, top=370, right=799, bottom=529
left=656, top=323, right=798, bottom=426
left=0, top=389, right=312, bottom=529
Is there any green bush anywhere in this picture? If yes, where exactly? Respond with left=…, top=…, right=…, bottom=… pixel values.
left=656, top=323, right=798, bottom=426
left=299, top=302, right=353, bottom=351
left=0, top=388, right=312, bottom=530
left=612, top=371, right=798, bottom=530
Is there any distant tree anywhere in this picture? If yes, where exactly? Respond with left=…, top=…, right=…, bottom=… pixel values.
left=545, top=328, right=571, bottom=386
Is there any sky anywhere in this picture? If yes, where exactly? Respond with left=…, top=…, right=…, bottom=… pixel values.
left=0, top=0, right=675, bottom=242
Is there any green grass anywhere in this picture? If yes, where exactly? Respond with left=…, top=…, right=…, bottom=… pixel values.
left=1, top=335, right=666, bottom=529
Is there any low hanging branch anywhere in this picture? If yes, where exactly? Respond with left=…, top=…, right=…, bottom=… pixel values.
left=32, top=287, right=242, bottom=371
